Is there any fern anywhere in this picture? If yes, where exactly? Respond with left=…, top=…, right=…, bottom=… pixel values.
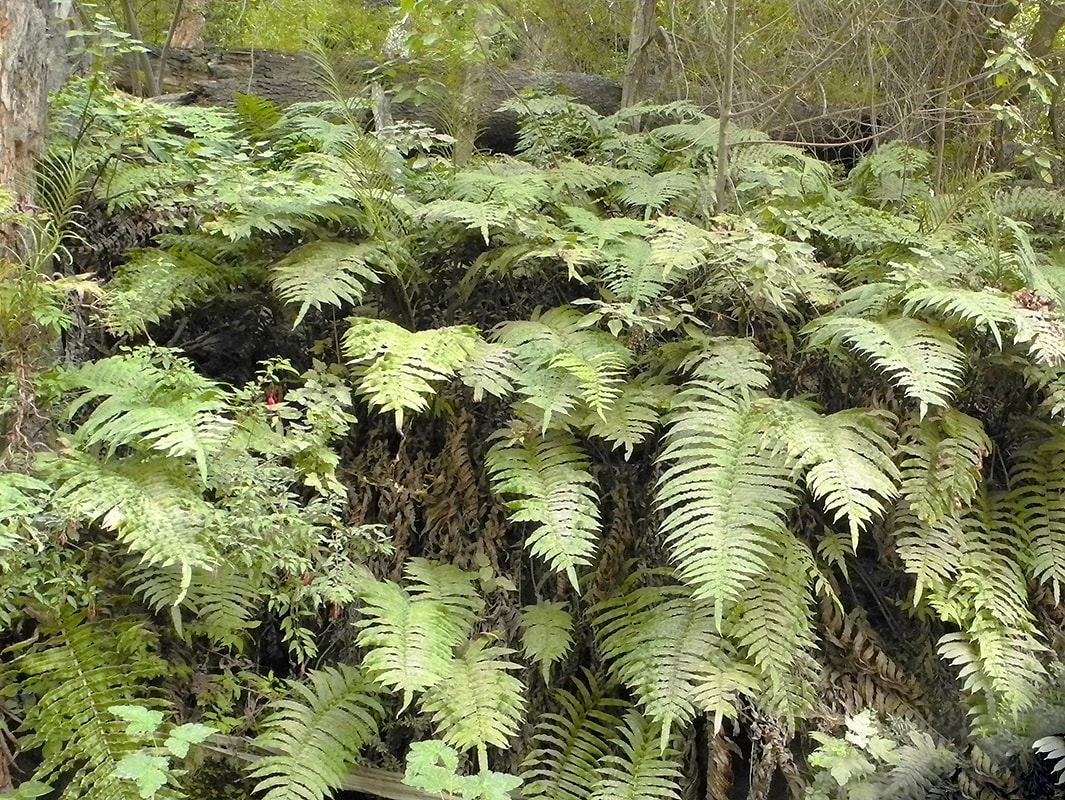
left=1034, top=735, right=1065, bottom=786
left=60, top=348, right=231, bottom=483
left=1010, top=429, right=1065, bottom=602
left=495, top=306, right=632, bottom=430
left=458, top=340, right=519, bottom=401
left=271, top=240, right=384, bottom=326
left=486, top=427, right=600, bottom=588
left=248, top=664, right=383, bottom=800
left=609, top=169, right=701, bottom=220
left=519, top=602, right=574, bottom=682
left=902, top=285, right=1017, bottom=349
left=420, top=637, right=526, bottom=753
left=521, top=671, right=626, bottom=800
left=759, top=399, right=899, bottom=547
left=594, top=580, right=758, bottom=741
left=342, top=318, right=482, bottom=427
left=804, top=315, right=967, bottom=416
left=656, top=370, right=795, bottom=623
left=582, top=378, right=670, bottom=459
left=103, top=247, right=237, bottom=336
left=355, top=560, right=482, bottom=704
left=9, top=612, right=167, bottom=800
left=590, top=712, right=683, bottom=800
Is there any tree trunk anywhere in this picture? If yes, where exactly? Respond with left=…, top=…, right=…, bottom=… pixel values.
left=621, top=0, right=659, bottom=114
left=0, top=0, right=53, bottom=205
left=171, top=0, right=206, bottom=49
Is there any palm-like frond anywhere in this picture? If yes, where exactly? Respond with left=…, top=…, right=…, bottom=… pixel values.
left=487, top=427, right=600, bottom=588
left=804, top=315, right=967, bottom=416
left=343, top=318, right=482, bottom=427
left=249, top=665, right=383, bottom=800
left=271, top=240, right=384, bottom=326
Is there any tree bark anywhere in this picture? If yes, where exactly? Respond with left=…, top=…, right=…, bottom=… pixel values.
left=0, top=0, right=53, bottom=205
left=621, top=0, right=659, bottom=114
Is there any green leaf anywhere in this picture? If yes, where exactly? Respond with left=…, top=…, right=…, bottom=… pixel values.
left=109, top=705, right=164, bottom=737
left=112, top=753, right=170, bottom=799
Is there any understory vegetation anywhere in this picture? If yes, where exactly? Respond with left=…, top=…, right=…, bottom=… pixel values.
left=8, top=42, right=1065, bottom=800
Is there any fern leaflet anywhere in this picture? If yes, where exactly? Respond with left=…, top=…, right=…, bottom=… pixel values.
left=271, top=240, right=384, bottom=327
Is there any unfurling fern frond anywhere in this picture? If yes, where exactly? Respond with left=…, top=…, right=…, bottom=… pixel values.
left=759, top=399, right=899, bottom=547
left=103, top=247, right=236, bottom=336
left=248, top=664, right=383, bottom=800
left=270, top=240, right=384, bottom=327
left=495, top=306, right=632, bottom=429
left=520, top=602, right=574, bottom=682
left=594, top=581, right=758, bottom=742
left=60, top=348, right=231, bottom=482
left=356, top=560, right=482, bottom=705
left=342, top=318, right=482, bottom=427
left=10, top=612, right=167, bottom=800
left=486, top=427, right=600, bottom=588
left=1009, top=429, right=1065, bottom=602
left=590, top=712, right=684, bottom=800
left=656, top=377, right=795, bottom=623
left=521, top=671, right=626, bottom=800
left=421, top=638, right=526, bottom=753
left=804, top=315, right=966, bottom=416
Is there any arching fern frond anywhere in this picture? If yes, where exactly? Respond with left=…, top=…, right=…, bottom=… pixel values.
left=902, top=286, right=1017, bottom=349
left=355, top=561, right=482, bottom=704
left=594, top=581, right=758, bottom=742
left=521, top=671, right=626, bottom=800
left=590, top=712, right=683, bottom=800
left=103, top=247, right=237, bottom=336
left=656, top=378, right=795, bottom=622
left=495, top=306, right=632, bottom=429
left=249, top=664, right=383, bottom=800
left=60, top=348, right=231, bottom=483
left=583, top=378, right=671, bottom=459
left=804, top=315, right=966, bottom=417
left=459, top=340, right=519, bottom=401
left=342, top=318, right=482, bottom=428
left=421, top=637, right=526, bottom=753
left=486, top=427, right=600, bottom=588
left=609, top=169, right=701, bottom=220
left=1009, top=429, right=1065, bottom=603
left=271, top=240, right=384, bottom=327
left=10, top=612, right=167, bottom=800
left=759, top=399, right=899, bottom=547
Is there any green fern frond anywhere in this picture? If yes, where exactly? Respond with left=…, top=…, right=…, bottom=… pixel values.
left=458, top=340, right=519, bottom=401
left=1010, top=430, right=1065, bottom=602
left=271, top=240, right=384, bottom=327
left=894, top=506, right=964, bottom=605
left=249, top=664, right=383, bottom=800
left=609, top=169, right=701, bottom=219
left=495, top=306, right=632, bottom=429
left=60, top=348, right=231, bottom=483
left=356, top=562, right=482, bottom=704
left=902, top=286, right=1017, bottom=349
left=418, top=199, right=515, bottom=244
left=759, top=399, right=899, bottom=547
left=486, top=427, right=600, bottom=587
left=130, top=563, right=260, bottom=650
left=11, top=612, right=167, bottom=800
left=656, top=379, right=795, bottom=622
left=48, top=452, right=217, bottom=581
left=421, top=637, right=526, bottom=753
left=520, top=602, right=574, bottom=682
left=804, top=315, right=966, bottom=416
left=726, top=534, right=819, bottom=719
left=849, top=142, right=932, bottom=208
left=898, top=409, right=990, bottom=525
left=1013, top=307, right=1065, bottom=367
left=594, top=581, right=758, bottom=741
left=103, top=247, right=236, bottom=336
left=583, top=378, right=671, bottom=459
left=342, top=318, right=482, bottom=427
left=521, top=671, right=626, bottom=800
left=590, top=712, right=683, bottom=800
